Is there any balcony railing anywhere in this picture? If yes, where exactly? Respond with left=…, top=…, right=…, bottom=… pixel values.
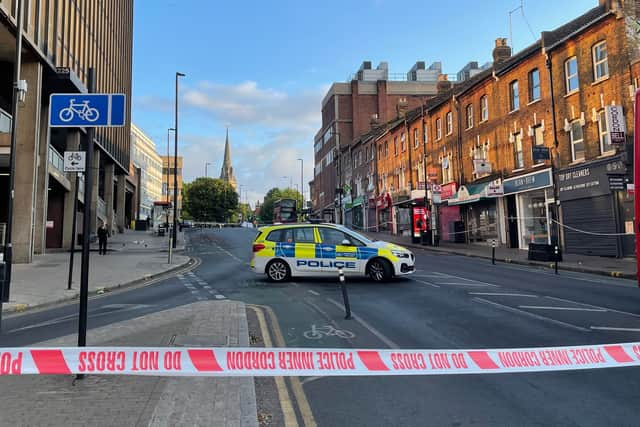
left=48, top=145, right=64, bottom=172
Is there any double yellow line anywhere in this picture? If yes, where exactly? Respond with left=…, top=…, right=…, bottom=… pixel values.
left=247, top=304, right=317, bottom=427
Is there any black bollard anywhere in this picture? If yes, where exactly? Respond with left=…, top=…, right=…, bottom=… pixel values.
left=554, top=246, right=559, bottom=275
left=491, top=239, right=496, bottom=265
left=339, top=268, right=352, bottom=320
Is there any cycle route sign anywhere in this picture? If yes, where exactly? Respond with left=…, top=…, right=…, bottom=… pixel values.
left=49, top=93, right=126, bottom=127
left=63, top=151, right=86, bottom=173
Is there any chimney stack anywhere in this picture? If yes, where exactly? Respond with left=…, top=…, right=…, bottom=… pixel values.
left=396, top=98, right=408, bottom=118
left=492, top=38, right=512, bottom=64
left=437, top=74, right=452, bottom=94
left=370, top=113, right=380, bottom=128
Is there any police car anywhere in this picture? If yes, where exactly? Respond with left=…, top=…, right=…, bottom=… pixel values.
left=251, top=223, right=415, bottom=282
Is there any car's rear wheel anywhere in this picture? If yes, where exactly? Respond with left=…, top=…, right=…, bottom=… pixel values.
left=367, top=258, right=392, bottom=282
left=266, top=259, right=291, bottom=282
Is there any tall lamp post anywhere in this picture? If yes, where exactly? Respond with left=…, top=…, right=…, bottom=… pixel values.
left=166, top=128, right=175, bottom=203
left=173, top=72, right=185, bottom=249
left=205, top=162, right=211, bottom=178
left=297, top=158, right=304, bottom=218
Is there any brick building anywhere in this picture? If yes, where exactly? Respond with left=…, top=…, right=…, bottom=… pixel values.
left=356, top=0, right=639, bottom=257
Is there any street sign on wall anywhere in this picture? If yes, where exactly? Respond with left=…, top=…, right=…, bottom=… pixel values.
left=605, top=105, right=626, bottom=144
left=63, top=151, right=86, bottom=172
left=49, top=93, right=126, bottom=127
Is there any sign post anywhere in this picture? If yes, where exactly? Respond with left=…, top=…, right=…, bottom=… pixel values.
left=49, top=70, right=127, bottom=372
left=634, top=90, right=640, bottom=287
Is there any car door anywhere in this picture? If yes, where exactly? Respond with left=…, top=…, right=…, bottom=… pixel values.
left=291, top=227, right=320, bottom=275
left=317, top=227, right=360, bottom=275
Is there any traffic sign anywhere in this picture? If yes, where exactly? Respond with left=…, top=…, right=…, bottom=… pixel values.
left=49, top=93, right=126, bottom=127
left=63, top=151, right=86, bottom=172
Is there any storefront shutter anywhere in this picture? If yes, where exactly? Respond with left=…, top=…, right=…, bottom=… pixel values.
left=562, top=195, right=617, bottom=257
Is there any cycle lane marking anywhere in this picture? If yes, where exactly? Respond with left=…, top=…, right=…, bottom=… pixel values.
left=326, top=298, right=400, bottom=349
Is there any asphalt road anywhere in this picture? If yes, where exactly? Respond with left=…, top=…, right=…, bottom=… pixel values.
left=3, top=227, right=640, bottom=426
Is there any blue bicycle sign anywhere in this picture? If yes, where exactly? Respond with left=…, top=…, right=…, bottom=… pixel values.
left=49, top=93, right=126, bottom=127
left=58, top=99, right=100, bottom=123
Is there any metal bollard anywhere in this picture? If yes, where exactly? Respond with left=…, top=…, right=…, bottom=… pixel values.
left=554, top=245, right=559, bottom=275
left=338, top=268, right=352, bottom=320
left=168, top=237, right=173, bottom=264
left=491, top=239, right=496, bottom=265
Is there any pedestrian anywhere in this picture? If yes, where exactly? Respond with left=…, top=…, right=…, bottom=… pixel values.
left=98, top=223, right=109, bottom=255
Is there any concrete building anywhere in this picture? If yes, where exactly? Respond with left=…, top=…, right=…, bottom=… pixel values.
left=312, top=61, right=441, bottom=222
left=161, top=156, right=183, bottom=220
left=0, top=0, right=133, bottom=262
left=130, top=125, right=162, bottom=221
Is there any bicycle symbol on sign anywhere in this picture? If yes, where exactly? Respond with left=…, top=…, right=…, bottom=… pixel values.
left=67, top=152, right=82, bottom=161
left=59, top=99, right=100, bottom=123
left=303, top=324, right=355, bottom=340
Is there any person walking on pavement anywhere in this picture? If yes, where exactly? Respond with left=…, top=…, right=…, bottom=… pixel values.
left=98, top=223, right=109, bottom=255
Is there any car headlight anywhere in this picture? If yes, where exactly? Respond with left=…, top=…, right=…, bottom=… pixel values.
left=392, top=250, right=410, bottom=258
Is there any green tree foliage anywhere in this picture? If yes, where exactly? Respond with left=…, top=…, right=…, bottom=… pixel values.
left=259, top=187, right=303, bottom=222
left=182, top=178, right=238, bottom=222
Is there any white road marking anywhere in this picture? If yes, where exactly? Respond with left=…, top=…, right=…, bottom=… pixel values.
left=469, top=292, right=538, bottom=297
left=308, top=290, right=321, bottom=296
left=411, top=278, right=440, bottom=288
left=327, top=298, right=400, bottom=349
left=190, top=290, right=199, bottom=295
left=203, top=285, right=212, bottom=289
left=197, top=296, right=206, bottom=301
left=438, top=283, right=498, bottom=287
left=473, top=297, right=590, bottom=332
left=519, top=305, right=607, bottom=312
left=590, top=326, right=640, bottom=332
left=433, top=272, right=498, bottom=287
left=215, top=294, right=226, bottom=299
left=208, top=290, right=216, bottom=294
left=544, top=296, right=640, bottom=319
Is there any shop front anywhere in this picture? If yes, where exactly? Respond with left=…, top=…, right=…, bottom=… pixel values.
left=345, top=196, right=364, bottom=231
left=503, top=169, right=553, bottom=249
left=557, top=156, right=633, bottom=257
left=436, top=182, right=461, bottom=243
left=448, top=179, right=503, bottom=244
left=376, top=193, right=392, bottom=232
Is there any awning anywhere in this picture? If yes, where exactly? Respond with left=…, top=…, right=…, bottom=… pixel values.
left=447, top=180, right=503, bottom=206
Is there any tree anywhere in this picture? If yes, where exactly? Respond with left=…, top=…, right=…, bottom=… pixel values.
left=182, top=177, right=238, bottom=222
left=259, top=187, right=303, bottom=222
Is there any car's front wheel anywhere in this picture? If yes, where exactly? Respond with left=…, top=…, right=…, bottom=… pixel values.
left=266, top=259, right=291, bottom=282
left=367, top=258, right=392, bottom=282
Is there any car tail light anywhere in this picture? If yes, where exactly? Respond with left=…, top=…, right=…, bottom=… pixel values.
left=253, top=243, right=266, bottom=253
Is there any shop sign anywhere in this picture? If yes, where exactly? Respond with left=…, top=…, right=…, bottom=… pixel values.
left=487, top=179, right=504, bottom=197
left=503, top=169, right=552, bottom=195
left=557, top=157, right=627, bottom=201
left=376, top=193, right=392, bottom=209
left=351, top=196, right=364, bottom=207
left=605, top=105, right=626, bottom=145
left=532, top=146, right=550, bottom=162
left=440, top=183, right=457, bottom=200
left=608, top=175, right=628, bottom=191
left=456, top=186, right=472, bottom=203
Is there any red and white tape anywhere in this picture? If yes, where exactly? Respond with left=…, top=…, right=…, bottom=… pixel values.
left=2, top=342, right=640, bottom=376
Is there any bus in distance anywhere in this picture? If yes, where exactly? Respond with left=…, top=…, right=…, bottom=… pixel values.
left=273, top=198, right=297, bottom=223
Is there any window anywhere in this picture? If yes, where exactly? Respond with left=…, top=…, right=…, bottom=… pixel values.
left=394, top=137, right=398, bottom=156
left=413, top=128, right=419, bottom=148
left=293, top=227, right=316, bottom=243
left=533, top=126, right=544, bottom=164
left=598, top=110, right=614, bottom=154
left=570, top=121, right=585, bottom=161
left=513, top=132, right=524, bottom=169
left=565, top=57, right=579, bottom=93
left=423, top=124, right=428, bottom=144
left=466, top=104, right=473, bottom=129
left=529, top=69, right=540, bottom=102
left=509, top=80, right=519, bottom=111
left=446, top=111, right=453, bottom=135
left=436, top=118, right=442, bottom=140
left=592, top=41, right=609, bottom=81
left=441, top=156, right=452, bottom=183
left=480, top=95, right=488, bottom=121
left=318, top=228, right=361, bottom=245
left=401, top=133, right=406, bottom=152
left=266, top=228, right=294, bottom=243
left=384, top=141, right=389, bottom=157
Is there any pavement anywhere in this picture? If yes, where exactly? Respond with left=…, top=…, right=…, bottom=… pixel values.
left=363, top=231, right=638, bottom=279
left=2, top=229, right=191, bottom=313
left=0, top=300, right=258, bottom=427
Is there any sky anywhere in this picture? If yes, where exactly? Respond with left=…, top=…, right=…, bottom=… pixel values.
left=131, top=0, right=596, bottom=207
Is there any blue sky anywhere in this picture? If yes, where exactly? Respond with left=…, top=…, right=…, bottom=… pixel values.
left=132, top=0, right=596, bottom=206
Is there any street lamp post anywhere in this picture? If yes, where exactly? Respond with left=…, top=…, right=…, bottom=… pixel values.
left=205, top=162, right=211, bottom=178
left=166, top=128, right=174, bottom=203
left=297, top=158, right=304, bottom=219
left=173, top=72, right=185, bottom=249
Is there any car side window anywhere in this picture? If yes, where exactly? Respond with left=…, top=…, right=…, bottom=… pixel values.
left=318, top=228, right=363, bottom=246
left=266, top=228, right=294, bottom=243
left=293, top=227, right=315, bottom=243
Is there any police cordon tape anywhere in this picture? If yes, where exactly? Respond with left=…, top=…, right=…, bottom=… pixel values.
left=2, top=343, right=640, bottom=376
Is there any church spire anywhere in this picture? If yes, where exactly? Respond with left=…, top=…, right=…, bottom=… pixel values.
left=220, top=127, right=237, bottom=191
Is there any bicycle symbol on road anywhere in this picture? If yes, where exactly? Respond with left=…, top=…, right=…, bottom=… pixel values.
left=303, top=324, right=355, bottom=340
left=59, top=99, right=100, bottom=123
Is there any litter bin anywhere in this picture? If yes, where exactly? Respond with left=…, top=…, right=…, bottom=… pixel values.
left=421, top=229, right=432, bottom=245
